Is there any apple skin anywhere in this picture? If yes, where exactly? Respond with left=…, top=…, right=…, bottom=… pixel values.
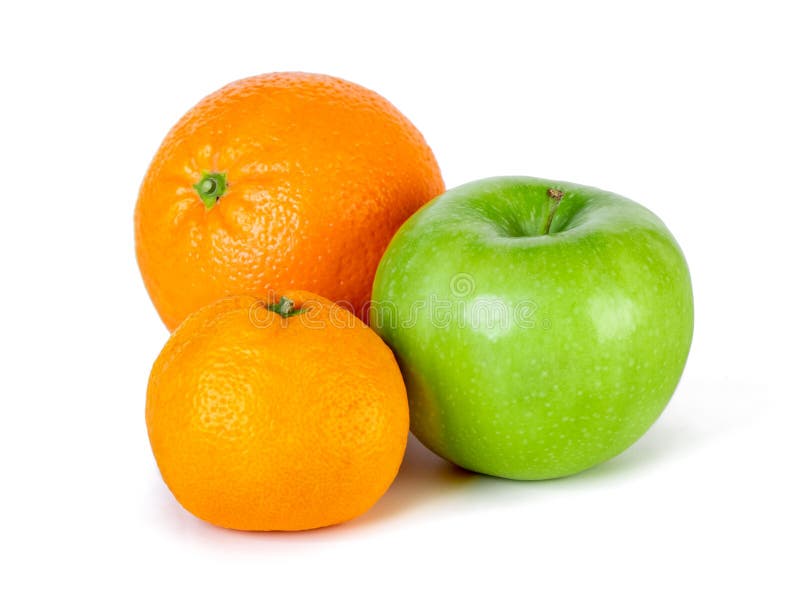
left=371, top=177, right=693, bottom=480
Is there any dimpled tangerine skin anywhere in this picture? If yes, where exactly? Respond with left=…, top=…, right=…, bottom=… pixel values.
left=146, top=292, right=409, bottom=531
left=135, top=72, right=444, bottom=330
left=372, top=177, right=693, bottom=480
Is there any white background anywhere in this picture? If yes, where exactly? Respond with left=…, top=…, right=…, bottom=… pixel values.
left=2, top=1, right=798, bottom=598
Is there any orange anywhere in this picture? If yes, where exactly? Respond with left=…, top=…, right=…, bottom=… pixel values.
left=135, top=72, right=444, bottom=330
left=145, top=291, right=409, bottom=531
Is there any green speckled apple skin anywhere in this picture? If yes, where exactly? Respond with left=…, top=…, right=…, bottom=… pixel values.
left=371, top=177, right=693, bottom=480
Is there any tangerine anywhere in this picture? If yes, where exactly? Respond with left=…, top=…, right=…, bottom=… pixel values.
left=145, top=291, right=409, bottom=531
left=135, top=72, right=444, bottom=329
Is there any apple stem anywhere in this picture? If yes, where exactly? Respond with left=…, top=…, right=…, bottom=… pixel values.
left=543, top=188, right=564, bottom=235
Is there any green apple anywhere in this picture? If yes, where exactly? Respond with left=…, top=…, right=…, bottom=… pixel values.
left=371, top=176, right=693, bottom=480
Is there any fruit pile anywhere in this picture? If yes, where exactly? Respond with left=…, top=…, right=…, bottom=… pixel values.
left=136, top=72, right=693, bottom=531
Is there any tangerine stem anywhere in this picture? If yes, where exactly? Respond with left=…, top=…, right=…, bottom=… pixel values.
left=193, top=172, right=228, bottom=210
left=266, top=296, right=308, bottom=318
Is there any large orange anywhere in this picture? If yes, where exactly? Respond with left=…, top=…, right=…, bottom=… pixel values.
left=146, top=291, right=409, bottom=531
left=135, top=72, right=444, bottom=330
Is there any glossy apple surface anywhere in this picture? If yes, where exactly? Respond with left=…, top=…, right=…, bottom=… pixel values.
left=371, top=177, right=693, bottom=479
